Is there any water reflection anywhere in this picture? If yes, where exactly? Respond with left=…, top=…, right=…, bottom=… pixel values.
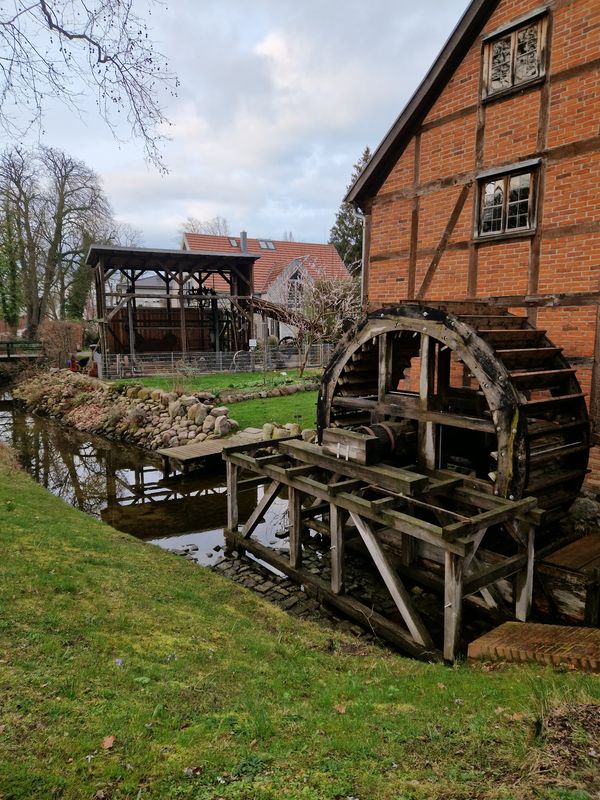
left=0, top=399, right=280, bottom=566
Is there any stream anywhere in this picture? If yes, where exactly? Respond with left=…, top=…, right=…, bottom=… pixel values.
left=0, top=395, right=289, bottom=566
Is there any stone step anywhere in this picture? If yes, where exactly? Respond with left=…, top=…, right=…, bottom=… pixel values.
left=468, top=622, right=600, bottom=671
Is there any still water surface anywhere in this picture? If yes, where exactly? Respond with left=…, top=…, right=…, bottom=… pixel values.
left=0, top=397, right=287, bottom=565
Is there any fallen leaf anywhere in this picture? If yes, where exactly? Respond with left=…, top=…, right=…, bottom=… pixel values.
left=436, top=683, right=446, bottom=690
left=495, top=706, right=506, bottom=715
left=102, top=735, right=115, bottom=750
left=334, top=704, right=347, bottom=714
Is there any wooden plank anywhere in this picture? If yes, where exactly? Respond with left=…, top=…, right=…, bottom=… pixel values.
left=330, top=504, right=345, bottom=595
left=322, top=427, right=381, bottom=466
left=463, top=553, right=527, bottom=595
left=444, top=551, right=464, bottom=662
left=279, top=439, right=429, bottom=495
left=288, top=487, right=303, bottom=568
left=242, top=480, right=281, bottom=538
left=333, top=394, right=496, bottom=433
left=543, top=534, right=600, bottom=572
left=349, top=512, right=435, bottom=649
left=225, top=530, right=442, bottom=660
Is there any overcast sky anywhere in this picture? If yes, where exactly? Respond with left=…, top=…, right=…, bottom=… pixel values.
left=16, top=0, right=470, bottom=248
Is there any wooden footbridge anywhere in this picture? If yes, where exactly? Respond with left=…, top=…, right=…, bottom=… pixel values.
left=0, top=341, right=43, bottom=362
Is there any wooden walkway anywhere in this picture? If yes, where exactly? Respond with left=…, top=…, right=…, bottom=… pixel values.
left=468, top=622, right=600, bottom=671
left=158, top=431, right=264, bottom=474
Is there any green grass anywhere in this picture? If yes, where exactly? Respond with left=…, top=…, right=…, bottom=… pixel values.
left=228, top=391, right=318, bottom=430
left=0, top=456, right=599, bottom=799
left=111, top=369, right=321, bottom=397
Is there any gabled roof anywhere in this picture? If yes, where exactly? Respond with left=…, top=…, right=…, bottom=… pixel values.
left=183, top=233, right=349, bottom=294
left=346, top=0, right=499, bottom=209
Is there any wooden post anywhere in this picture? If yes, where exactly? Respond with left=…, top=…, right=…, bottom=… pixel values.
left=515, top=522, right=534, bottom=622
left=288, top=486, right=303, bottom=568
left=179, top=275, right=187, bottom=357
left=127, top=296, right=136, bottom=364
left=350, top=511, right=434, bottom=649
left=444, top=551, right=464, bottom=661
left=226, top=462, right=239, bottom=532
left=418, top=335, right=436, bottom=470
left=330, top=504, right=345, bottom=594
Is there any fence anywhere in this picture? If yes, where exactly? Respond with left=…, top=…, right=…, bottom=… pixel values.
left=103, top=343, right=334, bottom=379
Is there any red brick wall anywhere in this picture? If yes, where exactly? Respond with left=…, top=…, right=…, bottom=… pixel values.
left=366, top=0, right=600, bottom=478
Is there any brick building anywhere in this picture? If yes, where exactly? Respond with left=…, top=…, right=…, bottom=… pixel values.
left=346, top=0, right=599, bottom=483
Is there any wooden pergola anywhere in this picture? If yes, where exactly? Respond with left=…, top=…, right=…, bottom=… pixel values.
left=86, top=245, right=260, bottom=363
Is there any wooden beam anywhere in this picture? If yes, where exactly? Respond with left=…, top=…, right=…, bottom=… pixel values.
left=288, top=487, right=303, bottom=568
left=226, top=462, right=239, bottom=532
left=416, top=182, right=472, bottom=299
left=463, top=552, right=527, bottom=595
left=515, top=522, right=535, bottom=622
left=349, top=512, right=435, bottom=649
left=242, top=480, right=281, bottom=538
left=418, top=335, right=436, bottom=470
left=444, top=551, right=464, bottom=662
left=330, top=504, right=345, bottom=595
left=225, top=530, right=442, bottom=660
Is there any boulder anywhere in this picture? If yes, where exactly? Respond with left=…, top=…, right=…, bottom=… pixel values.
left=187, top=403, right=199, bottom=420
left=194, top=406, right=208, bottom=425
left=126, top=387, right=138, bottom=398
left=287, top=423, right=301, bottom=437
left=168, top=400, right=182, bottom=419
left=262, top=423, right=274, bottom=440
left=302, top=428, right=317, bottom=442
left=138, top=388, right=151, bottom=401
left=570, top=497, right=600, bottom=523
left=151, top=389, right=163, bottom=403
left=214, top=415, right=235, bottom=437
left=180, top=395, right=197, bottom=408
left=202, top=415, right=215, bottom=433
left=211, top=406, right=228, bottom=417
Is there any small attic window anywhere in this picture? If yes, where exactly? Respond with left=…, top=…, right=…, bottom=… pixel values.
left=258, top=239, right=276, bottom=250
left=482, top=11, right=548, bottom=100
left=228, top=238, right=238, bottom=247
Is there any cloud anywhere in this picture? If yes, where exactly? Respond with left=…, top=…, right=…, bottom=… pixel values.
left=10, top=0, right=470, bottom=246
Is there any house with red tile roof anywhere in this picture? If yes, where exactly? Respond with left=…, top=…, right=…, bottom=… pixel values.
left=182, top=233, right=349, bottom=297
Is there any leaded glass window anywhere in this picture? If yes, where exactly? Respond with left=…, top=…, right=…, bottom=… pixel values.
left=478, top=168, right=536, bottom=237
left=490, top=36, right=512, bottom=92
left=484, top=16, right=546, bottom=98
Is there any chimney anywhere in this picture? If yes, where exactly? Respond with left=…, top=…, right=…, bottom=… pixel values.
left=240, top=230, right=248, bottom=253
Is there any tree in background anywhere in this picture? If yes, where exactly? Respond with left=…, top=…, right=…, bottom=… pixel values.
left=179, top=216, right=230, bottom=237
left=0, top=1, right=177, bottom=170
left=0, top=146, right=112, bottom=337
left=0, top=196, right=21, bottom=334
left=329, top=147, right=371, bottom=275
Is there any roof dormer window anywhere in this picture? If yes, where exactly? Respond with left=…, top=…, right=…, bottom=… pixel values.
left=228, top=238, right=238, bottom=247
left=258, top=239, right=276, bottom=250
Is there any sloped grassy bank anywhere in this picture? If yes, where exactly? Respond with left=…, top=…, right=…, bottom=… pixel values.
left=0, top=449, right=599, bottom=799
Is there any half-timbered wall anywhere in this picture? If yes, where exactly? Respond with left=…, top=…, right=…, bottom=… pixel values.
left=364, top=0, right=600, bottom=485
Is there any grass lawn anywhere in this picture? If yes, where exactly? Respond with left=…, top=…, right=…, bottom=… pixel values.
left=229, top=391, right=318, bottom=430
left=0, top=451, right=599, bottom=799
left=111, top=369, right=321, bottom=397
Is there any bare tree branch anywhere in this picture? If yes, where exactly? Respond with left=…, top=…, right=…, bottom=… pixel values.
left=0, top=1, right=178, bottom=171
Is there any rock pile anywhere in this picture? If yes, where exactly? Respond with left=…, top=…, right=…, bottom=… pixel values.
left=13, top=370, right=240, bottom=451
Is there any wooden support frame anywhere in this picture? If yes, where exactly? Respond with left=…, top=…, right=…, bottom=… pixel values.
left=223, top=438, right=540, bottom=662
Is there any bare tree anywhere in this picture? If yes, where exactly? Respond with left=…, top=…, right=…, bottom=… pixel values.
left=0, top=1, right=177, bottom=170
left=179, top=215, right=231, bottom=237
left=269, top=257, right=361, bottom=376
left=0, top=146, right=112, bottom=336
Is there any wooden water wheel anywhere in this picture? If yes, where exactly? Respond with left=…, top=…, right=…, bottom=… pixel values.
left=317, top=304, right=591, bottom=519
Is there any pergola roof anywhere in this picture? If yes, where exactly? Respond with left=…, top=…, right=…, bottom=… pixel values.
left=85, top=244, right=260, bottom=273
